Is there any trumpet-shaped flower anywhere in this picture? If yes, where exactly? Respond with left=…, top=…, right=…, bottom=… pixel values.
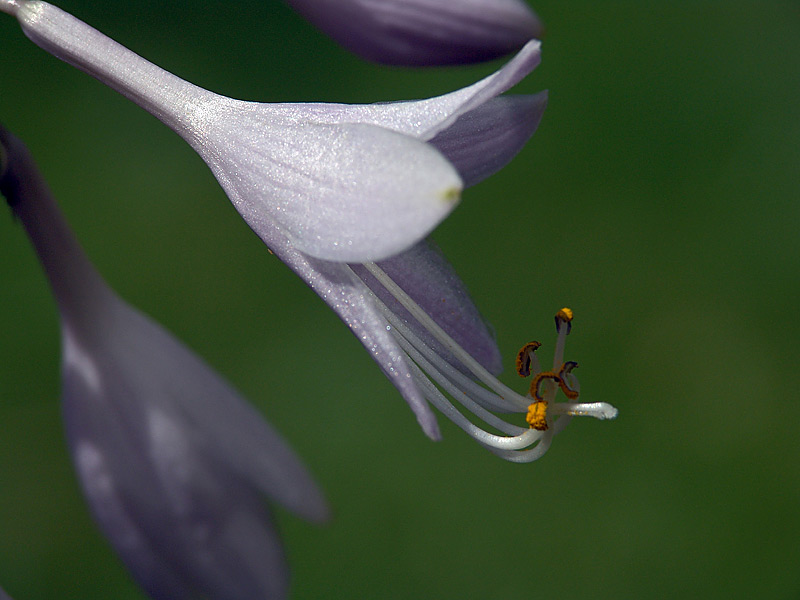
left=284, top=0, right=544, bottom=66
left=1, top=0, right=542, bottom=263
left=0, top=126, right=328, bottom=599
left=0, top=2, right=619, bottom=459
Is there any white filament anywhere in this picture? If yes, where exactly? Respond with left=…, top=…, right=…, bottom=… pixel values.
left=354, top=259, right=617, bottom=462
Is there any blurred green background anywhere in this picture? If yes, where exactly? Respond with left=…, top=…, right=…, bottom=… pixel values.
left=1, top=0, right=799, bottom=598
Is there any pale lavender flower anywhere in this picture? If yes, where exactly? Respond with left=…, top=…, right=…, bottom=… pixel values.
left=0, top=126, right=328, bottom=599
left=0, top=0, right=542, bottom=263
left=285, top=0, right=544, bottom=65
left=1, top=2, right=618, bottom=458
left=0, top=585, right=11, bottom=600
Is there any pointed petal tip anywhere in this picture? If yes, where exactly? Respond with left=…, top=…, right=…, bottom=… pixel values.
left=430, top=89, right=549, bottom=188
left=417, top=410, right=442, bottom=441
left=294, top=483, right=332, bottom=523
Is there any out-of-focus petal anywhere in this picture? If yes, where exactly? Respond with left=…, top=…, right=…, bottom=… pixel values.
left=1, top=123, right=328, bottom=600
left=68, top=384, right=289, bottom=600
left=0, top=585, right=12, bottom=600
left=285, top=0, right=543, bottom=66
left=351, top=239, right=502, bottom=376
left=62, top=300, right=330, bottom=523
left=429, top=92, right=547, bottom=187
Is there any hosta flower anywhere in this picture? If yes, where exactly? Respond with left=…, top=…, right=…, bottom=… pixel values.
left=0, top=585, right=11, bottom=600
left=285, top=0, right=544, bottom=66
left=1, top=0, right=541, bottom=262
left=1, top=2, right=619, bottom=459
left=0, top=125, right=328, bottom=599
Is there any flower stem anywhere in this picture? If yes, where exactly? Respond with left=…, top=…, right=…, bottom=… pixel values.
left=11, top=1, right=214, bottom=135
left=0, top=0, right=21, bottom=16
left=0, top=126, right=113, bottom=329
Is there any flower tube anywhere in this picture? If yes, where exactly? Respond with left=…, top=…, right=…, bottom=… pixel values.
left=0, top=125, right=327, bottom=599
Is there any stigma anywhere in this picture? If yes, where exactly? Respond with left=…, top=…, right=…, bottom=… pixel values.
left=356, top=262, right=618, bottom=463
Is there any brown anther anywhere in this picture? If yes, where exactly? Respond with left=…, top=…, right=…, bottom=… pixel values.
left=529, top=371, right=561, bottom=401
left=555, top=307, right=574, bottom=335
left=515, top=341, right=542, bottom=377
left=557, top=361, right=580, bottom=400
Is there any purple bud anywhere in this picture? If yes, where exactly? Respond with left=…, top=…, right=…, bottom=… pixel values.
left=286, top=0, right=543, bottom=65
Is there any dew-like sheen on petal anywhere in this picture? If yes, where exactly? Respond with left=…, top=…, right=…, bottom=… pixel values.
left=196, top=114, right=464, bottom=263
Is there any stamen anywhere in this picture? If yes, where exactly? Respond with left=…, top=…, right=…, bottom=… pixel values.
left=557, top=361, right=580, bottom=400
left=529, top=371, right=560, bottom=401
left=515, top=341, right=541, bottom=377
left=555, top=307, right=573, bottom=333
left=363, top=262, right=527, bottom=402
left=350, top=265, right=617, bottom=463
left=526, top=400, right=548, bottom=431
left=550, top=402, right=618, bottom=420
left=553, top=307, right=573, bottom=368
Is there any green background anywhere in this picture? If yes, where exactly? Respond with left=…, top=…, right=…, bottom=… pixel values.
left=1, top=1, right=799, bottom=598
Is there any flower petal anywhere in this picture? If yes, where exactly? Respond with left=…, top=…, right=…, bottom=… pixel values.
left=351, top=239, right=503, bottom=376
left=197, top=110, right=463, bottom=262
left=71, top=440, right=209, bottom=599
left=4, top=121, right=326, bottom=600
left=61, top=298, right=329, bottom=524
left=63, top=321, right=296, bottom=599
left=256, top=222, right=442, bottom=440
left=429, top=92, right=548, bottom=187
left=285, top=0, right=542, bottom=66
left=70, top=429, right=288, bottom=600
left=286, top=39, right=542, bottom=141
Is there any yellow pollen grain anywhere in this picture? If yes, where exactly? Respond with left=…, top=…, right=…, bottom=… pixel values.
left=526, top=401, right=548, bottom=431
left=556, top=307, right=574, bottom=322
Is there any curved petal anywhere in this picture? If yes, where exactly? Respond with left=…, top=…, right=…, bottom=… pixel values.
left=255, top=221, right=442, bottom=440
left=63, top=324, right=293, bottom=600
left=197, top=107, right=463, bottom=262
left=429, top=92, right=548, bottom=187
left=69, top=419, right=288, bottom=600
left=4, top=120, right=327, bottom=600
left=61, top=297, right=329, bottom=524
left=276, top=40, right=542, bottom=141
left=71, top=440, right=203, bottom=599
left=285, top=0, right=542, bottom=66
